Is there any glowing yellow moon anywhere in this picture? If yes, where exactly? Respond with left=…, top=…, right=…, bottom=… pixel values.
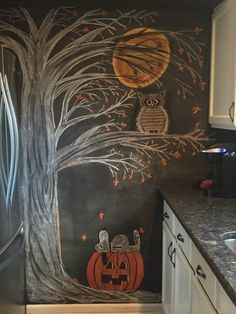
left=112, top=28, right=170, bottom=88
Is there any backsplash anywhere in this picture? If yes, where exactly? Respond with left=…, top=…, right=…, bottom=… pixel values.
left=0, top=6, right=211, bottom=303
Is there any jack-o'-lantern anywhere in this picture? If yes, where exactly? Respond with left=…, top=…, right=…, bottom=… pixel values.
left=87, top=251, right=144, bottom=292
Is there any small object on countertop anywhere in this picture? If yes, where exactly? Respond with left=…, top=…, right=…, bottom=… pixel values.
left=200, top=179, right=213, bottom=189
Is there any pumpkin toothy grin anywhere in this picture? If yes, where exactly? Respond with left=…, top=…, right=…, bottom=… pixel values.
left=101, top=274, right=129, bottom=285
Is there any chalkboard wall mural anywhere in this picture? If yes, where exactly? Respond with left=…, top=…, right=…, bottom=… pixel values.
left=0, top=7, right=209, bottom=303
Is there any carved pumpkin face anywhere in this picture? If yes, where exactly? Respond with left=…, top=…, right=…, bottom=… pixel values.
left=87, top=252, right=144, bottom=292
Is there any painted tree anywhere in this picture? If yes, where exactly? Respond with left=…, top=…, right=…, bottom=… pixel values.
left=0, top=8, right=207, bottom=303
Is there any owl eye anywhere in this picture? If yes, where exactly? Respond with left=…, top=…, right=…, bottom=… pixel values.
left=153, top=98, right=159, bottom=105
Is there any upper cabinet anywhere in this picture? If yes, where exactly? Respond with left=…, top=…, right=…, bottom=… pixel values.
left=209, top=0, right=236, bottom=129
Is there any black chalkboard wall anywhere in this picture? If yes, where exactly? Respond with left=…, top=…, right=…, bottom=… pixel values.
left=0, top=6, right=212, bottom=303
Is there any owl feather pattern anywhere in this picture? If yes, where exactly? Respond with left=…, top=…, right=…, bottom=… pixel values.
left=136, top=90, right=169, bottom=134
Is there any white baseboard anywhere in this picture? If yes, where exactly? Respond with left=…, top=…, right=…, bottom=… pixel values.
left=27, top=303, right=164, bottom=314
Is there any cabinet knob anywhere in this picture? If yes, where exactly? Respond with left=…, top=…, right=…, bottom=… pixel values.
left=164, top=212, right=169, bottom=219
left=196, top=265, right=206, bottom=279
left=229, top=101, right=235, bottom=123
left=177, top=233, right=184, bottom=242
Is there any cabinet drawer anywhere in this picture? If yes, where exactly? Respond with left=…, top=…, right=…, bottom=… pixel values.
left=174, top=215, right=191, bottom=260
left=163, top=201, right=174, bottom=231
left=191, top=243, right=217, bottom=307
left=216, top=279, right=236, bottom=314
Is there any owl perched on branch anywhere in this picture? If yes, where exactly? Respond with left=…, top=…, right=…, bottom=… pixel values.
left=136, top=90, right=169, bottom=134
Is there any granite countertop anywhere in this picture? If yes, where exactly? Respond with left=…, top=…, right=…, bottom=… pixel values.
left=159, top=178, right=236, bottom=306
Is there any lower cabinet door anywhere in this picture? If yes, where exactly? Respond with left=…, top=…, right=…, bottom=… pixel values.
left=173, top=245, right=192, bottom=314
left=191, top=276, right=217, bottom=314
left=162, top=222, right=175, bottom=314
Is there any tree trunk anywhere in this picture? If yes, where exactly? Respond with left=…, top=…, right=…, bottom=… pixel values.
left=20, top=83, right=136, bottom=303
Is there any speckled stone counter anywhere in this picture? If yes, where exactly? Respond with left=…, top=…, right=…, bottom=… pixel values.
left=159, top=178, right=236, bottom=306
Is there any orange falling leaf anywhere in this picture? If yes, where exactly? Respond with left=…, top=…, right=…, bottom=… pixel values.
left=199, top=81, right=206, bottom=91
left=128, top=174, right=133, bottom=180
left=98, top=211, right=105, bottom=220
left=192, top=105, right=202, bottom=114
left=76, top=94, right=84, bottom=101
left=113, top=178, right=119, bottom=186
left=122, top=175, right=127, bottom=181
left=104, top=95, right=109, bottom=103
left=160, top=159, right=167, bottom=166
left=194, top=26, right=204, bottom=35
left=173, top=151, right=182, bottom=159
left=138, top=227, right=145, bottom=234
left=198, top=59, right=204, bottom=68
left=178, top=47, right=184, bottom=55
left=178, top=66, right=184, bottom=72
left=81, top=233, right=87, bottom=241
left=121, top=122, right=127, bottom=129
left=82, top=26, right=90, bottom=33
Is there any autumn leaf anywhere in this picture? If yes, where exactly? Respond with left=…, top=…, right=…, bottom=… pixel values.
left=82, top=26, right=90, bottom=33
left=121, top=122, right=127, bottom=129
left=160, top=159, right=167, bottom=166
left=199, top=81, right=206, bottom=91
left=98, top=211, right=105, bottom=220
left=194, top=26, right=203, bottom=34
left=113, top=178, right=119, bottom=186
left=138, top=227, right=145, bottom=234
left=128, top=174, right=133, bottom=180
left=198, top=59, right=204, bottom=68
left=192, top=104, right=202, bottom=114
left=81, top=233, right=87, bottom=241
left=76, top=94, right=84, bottom=101
left=178, top=66, right=184, bottom=72
left=173, top=151, right=182, bottom=159
left=178, top=47, right=184, bottom=55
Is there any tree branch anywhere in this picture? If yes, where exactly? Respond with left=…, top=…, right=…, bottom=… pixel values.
left=55, top=130, right=208, bottom=171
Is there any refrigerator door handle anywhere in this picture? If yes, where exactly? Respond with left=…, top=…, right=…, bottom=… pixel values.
left=0, top=221, right=24, bottom=257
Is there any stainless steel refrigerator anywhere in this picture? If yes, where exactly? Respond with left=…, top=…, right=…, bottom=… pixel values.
left=0, top=48, right=25, bottom=314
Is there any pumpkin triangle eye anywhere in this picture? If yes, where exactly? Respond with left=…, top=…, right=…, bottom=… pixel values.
left=106, top=261, right=114, bottom=269
left=120, top=261, right=128, bottom=269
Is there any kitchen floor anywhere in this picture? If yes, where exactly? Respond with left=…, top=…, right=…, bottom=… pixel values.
left=26, top=303, right=164, bottom=314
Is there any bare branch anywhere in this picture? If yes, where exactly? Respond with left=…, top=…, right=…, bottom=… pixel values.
left=55, top=130, right=208, bottom=171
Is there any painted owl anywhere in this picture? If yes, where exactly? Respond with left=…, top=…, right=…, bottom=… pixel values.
left=136, top=90, right=169, bottom=134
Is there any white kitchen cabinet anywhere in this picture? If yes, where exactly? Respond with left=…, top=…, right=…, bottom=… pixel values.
left=162, top=222, right=175, bottom=314
left=191, top=276, right=217, bottom=314
left=173, top=244, right=192, bottom=314
left=209, top=0, right=236, bottom=129
left=162, top=203, right=193, bottom=314
left=216, top=280, right=236, bottom=314
left=191, top=242, right=217, bottom=307
left=162, top=200, right=236, bottom=314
